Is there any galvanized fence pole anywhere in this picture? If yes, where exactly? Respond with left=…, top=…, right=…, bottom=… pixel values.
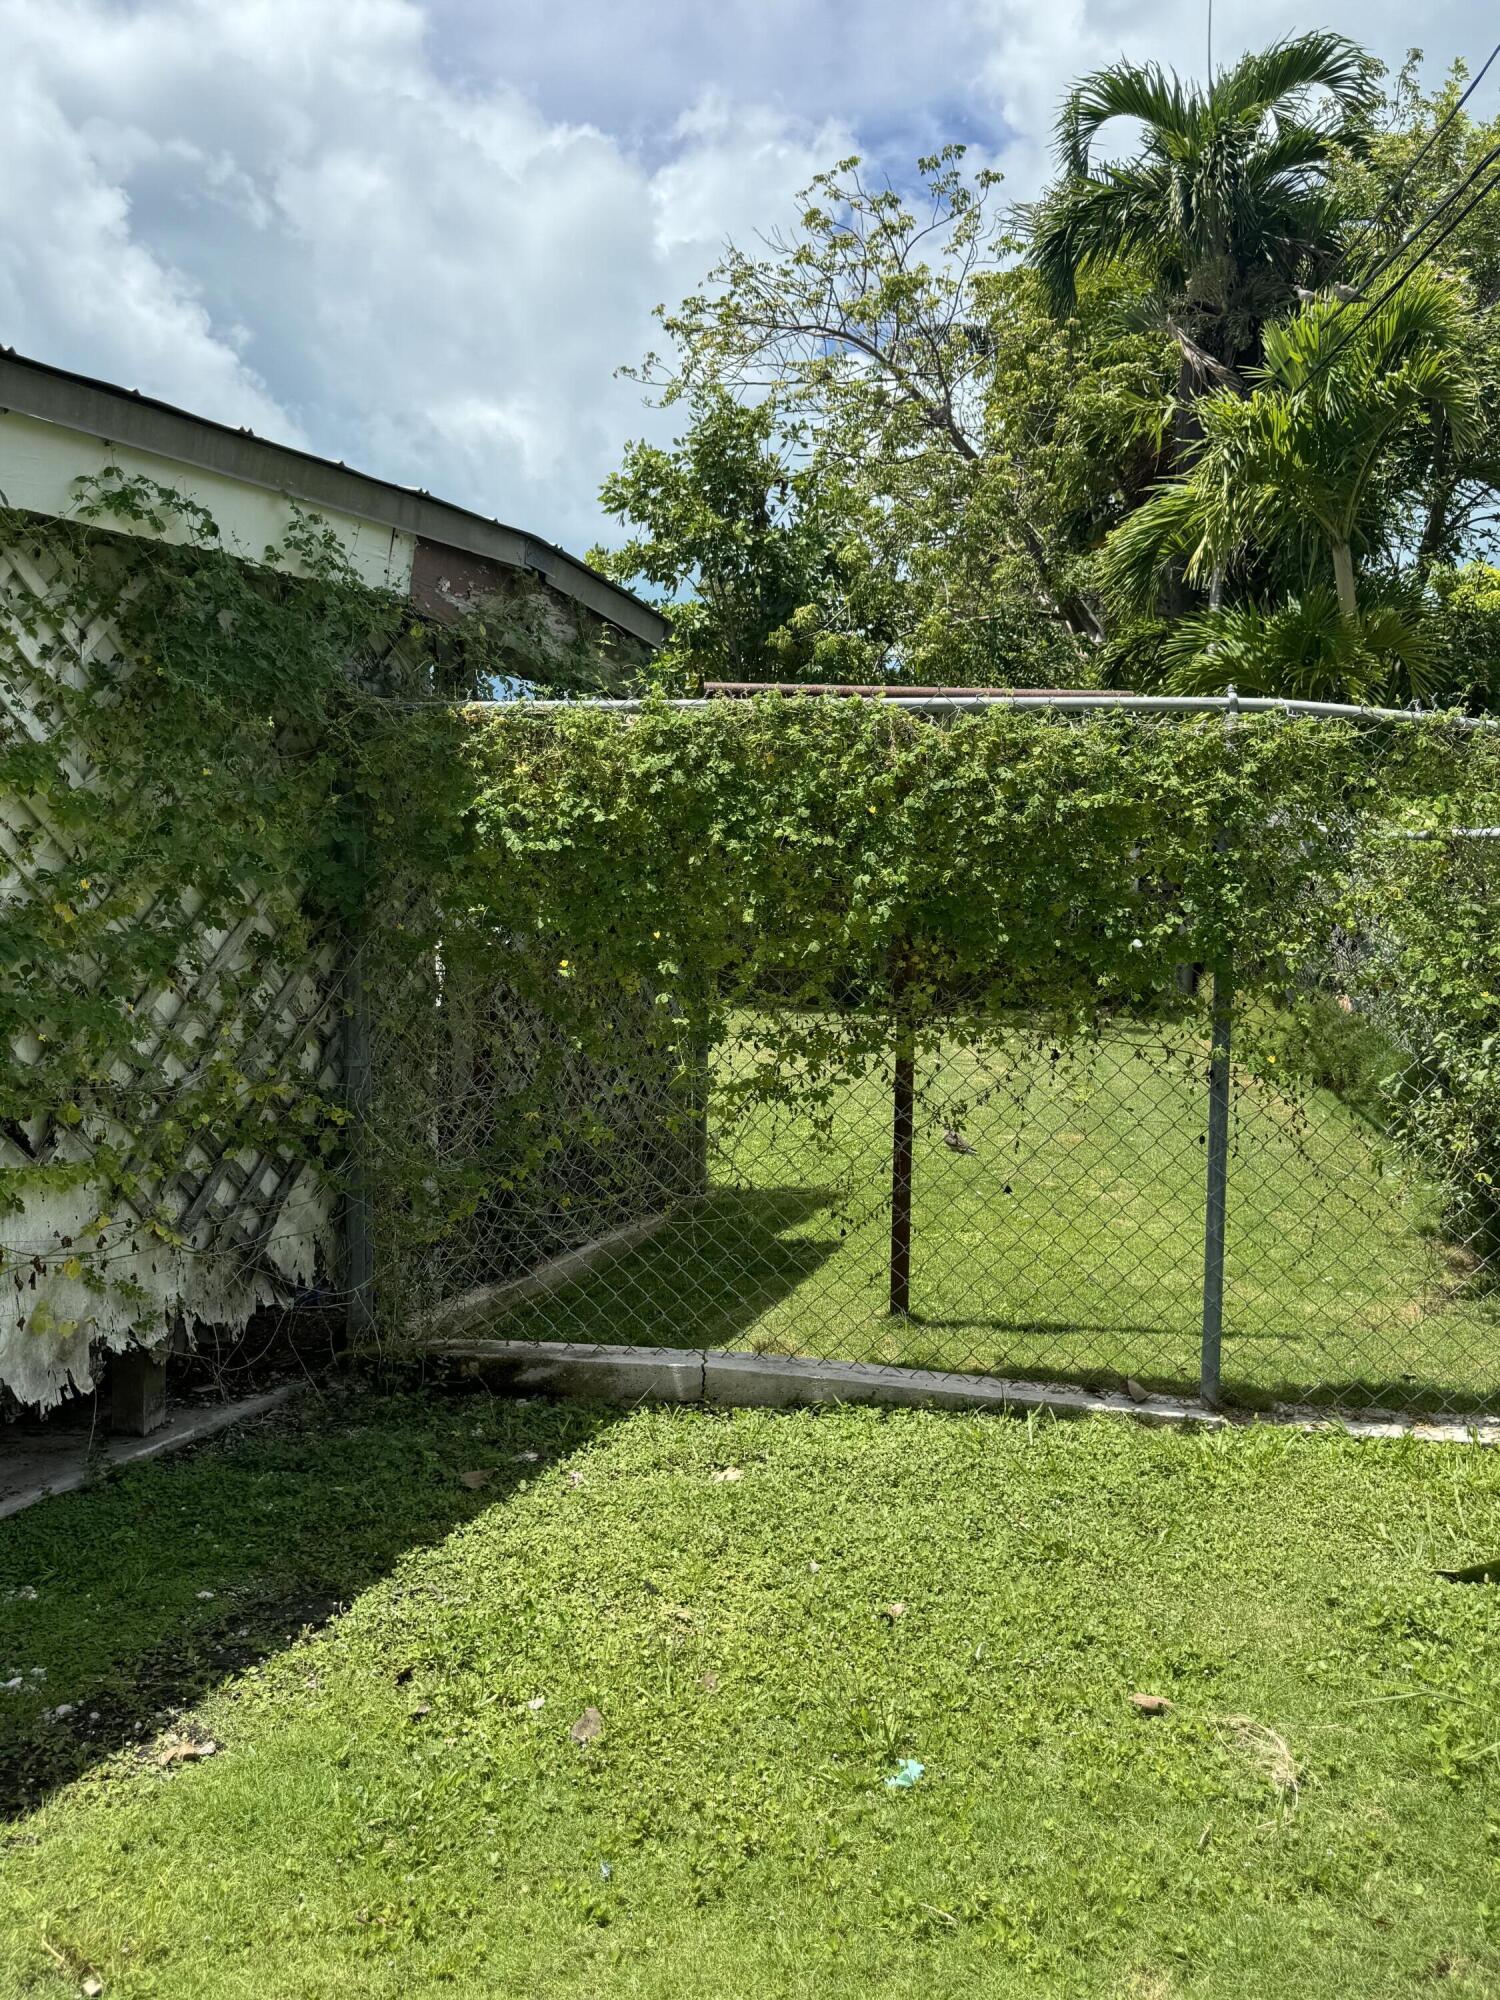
left=1200, top=962, right=1233, bottom=1403
left=1200, top=687, right=1238, bottom=1404
left=889, top=1037, right=915, bottom=1317
left=889, top=950, right=914, bottom=1317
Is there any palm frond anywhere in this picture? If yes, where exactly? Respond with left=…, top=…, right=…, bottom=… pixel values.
left=1030, top=170, right=1186, bottom=310
left=1209, top=32, right=1375, bottom=128
left=1057, top=61, right=1196, bottom=177
left=1161, top=588, right=1435, bottom=702
left=1098, top=484, right=1212, bottom=616
left=1032, top=35, right=1361, bottom=324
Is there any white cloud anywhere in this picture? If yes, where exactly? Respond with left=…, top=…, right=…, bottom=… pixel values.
left=0, top=0, right=1483, bottom=553
left=0, top=42, right=296, bottom=440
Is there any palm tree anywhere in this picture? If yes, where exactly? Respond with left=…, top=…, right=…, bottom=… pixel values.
left=1031, top=34, right=1375, bottom=405
left=1099, top=271, right=1477, bottom=699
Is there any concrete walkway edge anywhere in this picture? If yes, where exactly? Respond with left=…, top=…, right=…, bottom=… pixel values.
left=0, top=1383, right=305, bottom=1523
left=427, top=1340, right=1500, bottom=1443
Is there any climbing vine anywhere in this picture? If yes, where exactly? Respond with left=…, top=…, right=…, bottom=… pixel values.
left=0, top=472, right=472, bottom=1397
left=5, top=466, right=1500, bottom=1404
left=450, top=694, right=1499, bottom=1050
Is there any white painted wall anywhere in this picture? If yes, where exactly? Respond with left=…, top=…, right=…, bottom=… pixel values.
left=0, top=410, right=416, bottom=591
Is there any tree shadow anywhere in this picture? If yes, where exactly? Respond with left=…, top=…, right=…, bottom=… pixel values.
left=490, top=1185, right=845, bottom=1354
left=0, top=1386, right=621, bottom=1819
left=915, top=1316, right=1198, bottom=1342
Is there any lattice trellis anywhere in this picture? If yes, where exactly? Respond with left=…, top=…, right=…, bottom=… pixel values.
left=0, top=531, right=344, bottom=1408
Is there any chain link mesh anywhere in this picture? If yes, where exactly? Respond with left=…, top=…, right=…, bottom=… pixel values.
left=365, top=703, right=1500, bottom=1421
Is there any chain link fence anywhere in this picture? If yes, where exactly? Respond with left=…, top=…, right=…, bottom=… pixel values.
left=361, top=697, right=1500, bottom=1421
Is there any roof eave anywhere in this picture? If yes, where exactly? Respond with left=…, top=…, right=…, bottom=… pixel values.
left=0, top=348, right=667, bottom=649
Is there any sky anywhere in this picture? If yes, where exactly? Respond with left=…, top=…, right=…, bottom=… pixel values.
left=0, top=0, right=1490, bottom=560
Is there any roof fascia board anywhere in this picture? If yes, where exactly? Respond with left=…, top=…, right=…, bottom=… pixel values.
left=0, top=351, right=665, bottom=647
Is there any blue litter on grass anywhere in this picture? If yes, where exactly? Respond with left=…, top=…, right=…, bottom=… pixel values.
left=885, top=1759, right=925, bottom=1789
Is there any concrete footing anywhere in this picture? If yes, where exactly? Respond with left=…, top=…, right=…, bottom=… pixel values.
left=109, top=1344, right=169, bottom=1437
left=428, top=1339, right=1500, bottom=1443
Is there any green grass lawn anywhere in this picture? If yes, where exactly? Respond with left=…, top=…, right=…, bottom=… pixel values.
left=4, top=1391, right=1500, bottom=1996
left=499, top=1018, right=1500, bottom=1413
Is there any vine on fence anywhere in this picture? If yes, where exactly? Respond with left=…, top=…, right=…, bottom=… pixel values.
left=5, top=466, right=1500, bottom=1401
left=0, top=473, right=473, bottom=1396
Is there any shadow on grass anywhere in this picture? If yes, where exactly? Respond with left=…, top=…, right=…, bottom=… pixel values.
left=0, top=1386, right=618, bottom=1819
left=496, top=1185, right=845, bottom=1353
left=908, top=1316, right=1500, bottom=1415
left=914, top=1315, right=1198, bottom=1342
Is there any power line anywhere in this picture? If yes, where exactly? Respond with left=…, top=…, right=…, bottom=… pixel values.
left=1334, top=136, right=1500, bottom=307
left=1288, top=39, right=1500, bottom=386
left=1341, top=39, right=1500, bottom=272
left=1292, top=149, right=1500, bottom=400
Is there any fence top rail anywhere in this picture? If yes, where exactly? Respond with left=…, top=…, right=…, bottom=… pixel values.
left=489, top=690, right=1499, bottom=730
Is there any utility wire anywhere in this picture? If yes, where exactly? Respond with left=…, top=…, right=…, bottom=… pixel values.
left=1336, top=39, right=1500, bottom=277
left=1292, top=151, right=1500, bottom=400
left=1327, top=136, right=1500, bottom=309
left=1285, top=44, right=1500, bottom=399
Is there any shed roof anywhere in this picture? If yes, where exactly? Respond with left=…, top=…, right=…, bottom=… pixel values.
left=0, top=346, right=667, bottom=649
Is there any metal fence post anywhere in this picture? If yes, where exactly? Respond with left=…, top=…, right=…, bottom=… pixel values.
left=889, top=948, right=915, bottom=1316
left=1200, top=686, right=1237, bottom=1404
left=1200, top=961, right=1233, bottom=1403
left=890, top=1037, right=915, bottom=1317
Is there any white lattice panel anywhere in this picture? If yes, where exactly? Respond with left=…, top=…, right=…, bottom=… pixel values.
left=0, top=532, right=342, bottom=1408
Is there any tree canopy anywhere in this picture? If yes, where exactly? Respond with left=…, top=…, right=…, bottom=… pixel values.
left=593, top=44, right=1500, bottom=708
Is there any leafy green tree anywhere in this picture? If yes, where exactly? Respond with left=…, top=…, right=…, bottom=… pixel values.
left=589, top=392, right=892, bottom=688
left=627, top=151, right=1113, bottom=654
left=601, top=152, right=1173, bottom=681
left=1429, top=561, right=1500, bottom=709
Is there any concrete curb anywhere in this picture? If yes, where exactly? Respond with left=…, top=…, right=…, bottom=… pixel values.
left=429, top=1341, right=1222, bottom=1427
left=0, top=1382, right=305, bottom=1523
left=434, top=1340, right=703, bottom=1404
left=426, top=1340, right=1500, bottom=1443
left=699, top=1350, right=1223, bottom=1425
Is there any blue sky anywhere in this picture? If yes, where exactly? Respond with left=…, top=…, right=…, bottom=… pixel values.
left=0, top=0, right=1490, bottom=557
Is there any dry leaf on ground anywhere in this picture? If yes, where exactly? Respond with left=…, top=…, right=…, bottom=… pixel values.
left=156, top=1737, right=217, bottom=1766
left=712, top=1467, right=744, bottom=1483
left=1128, top=1692, right=1173, bottom=1716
